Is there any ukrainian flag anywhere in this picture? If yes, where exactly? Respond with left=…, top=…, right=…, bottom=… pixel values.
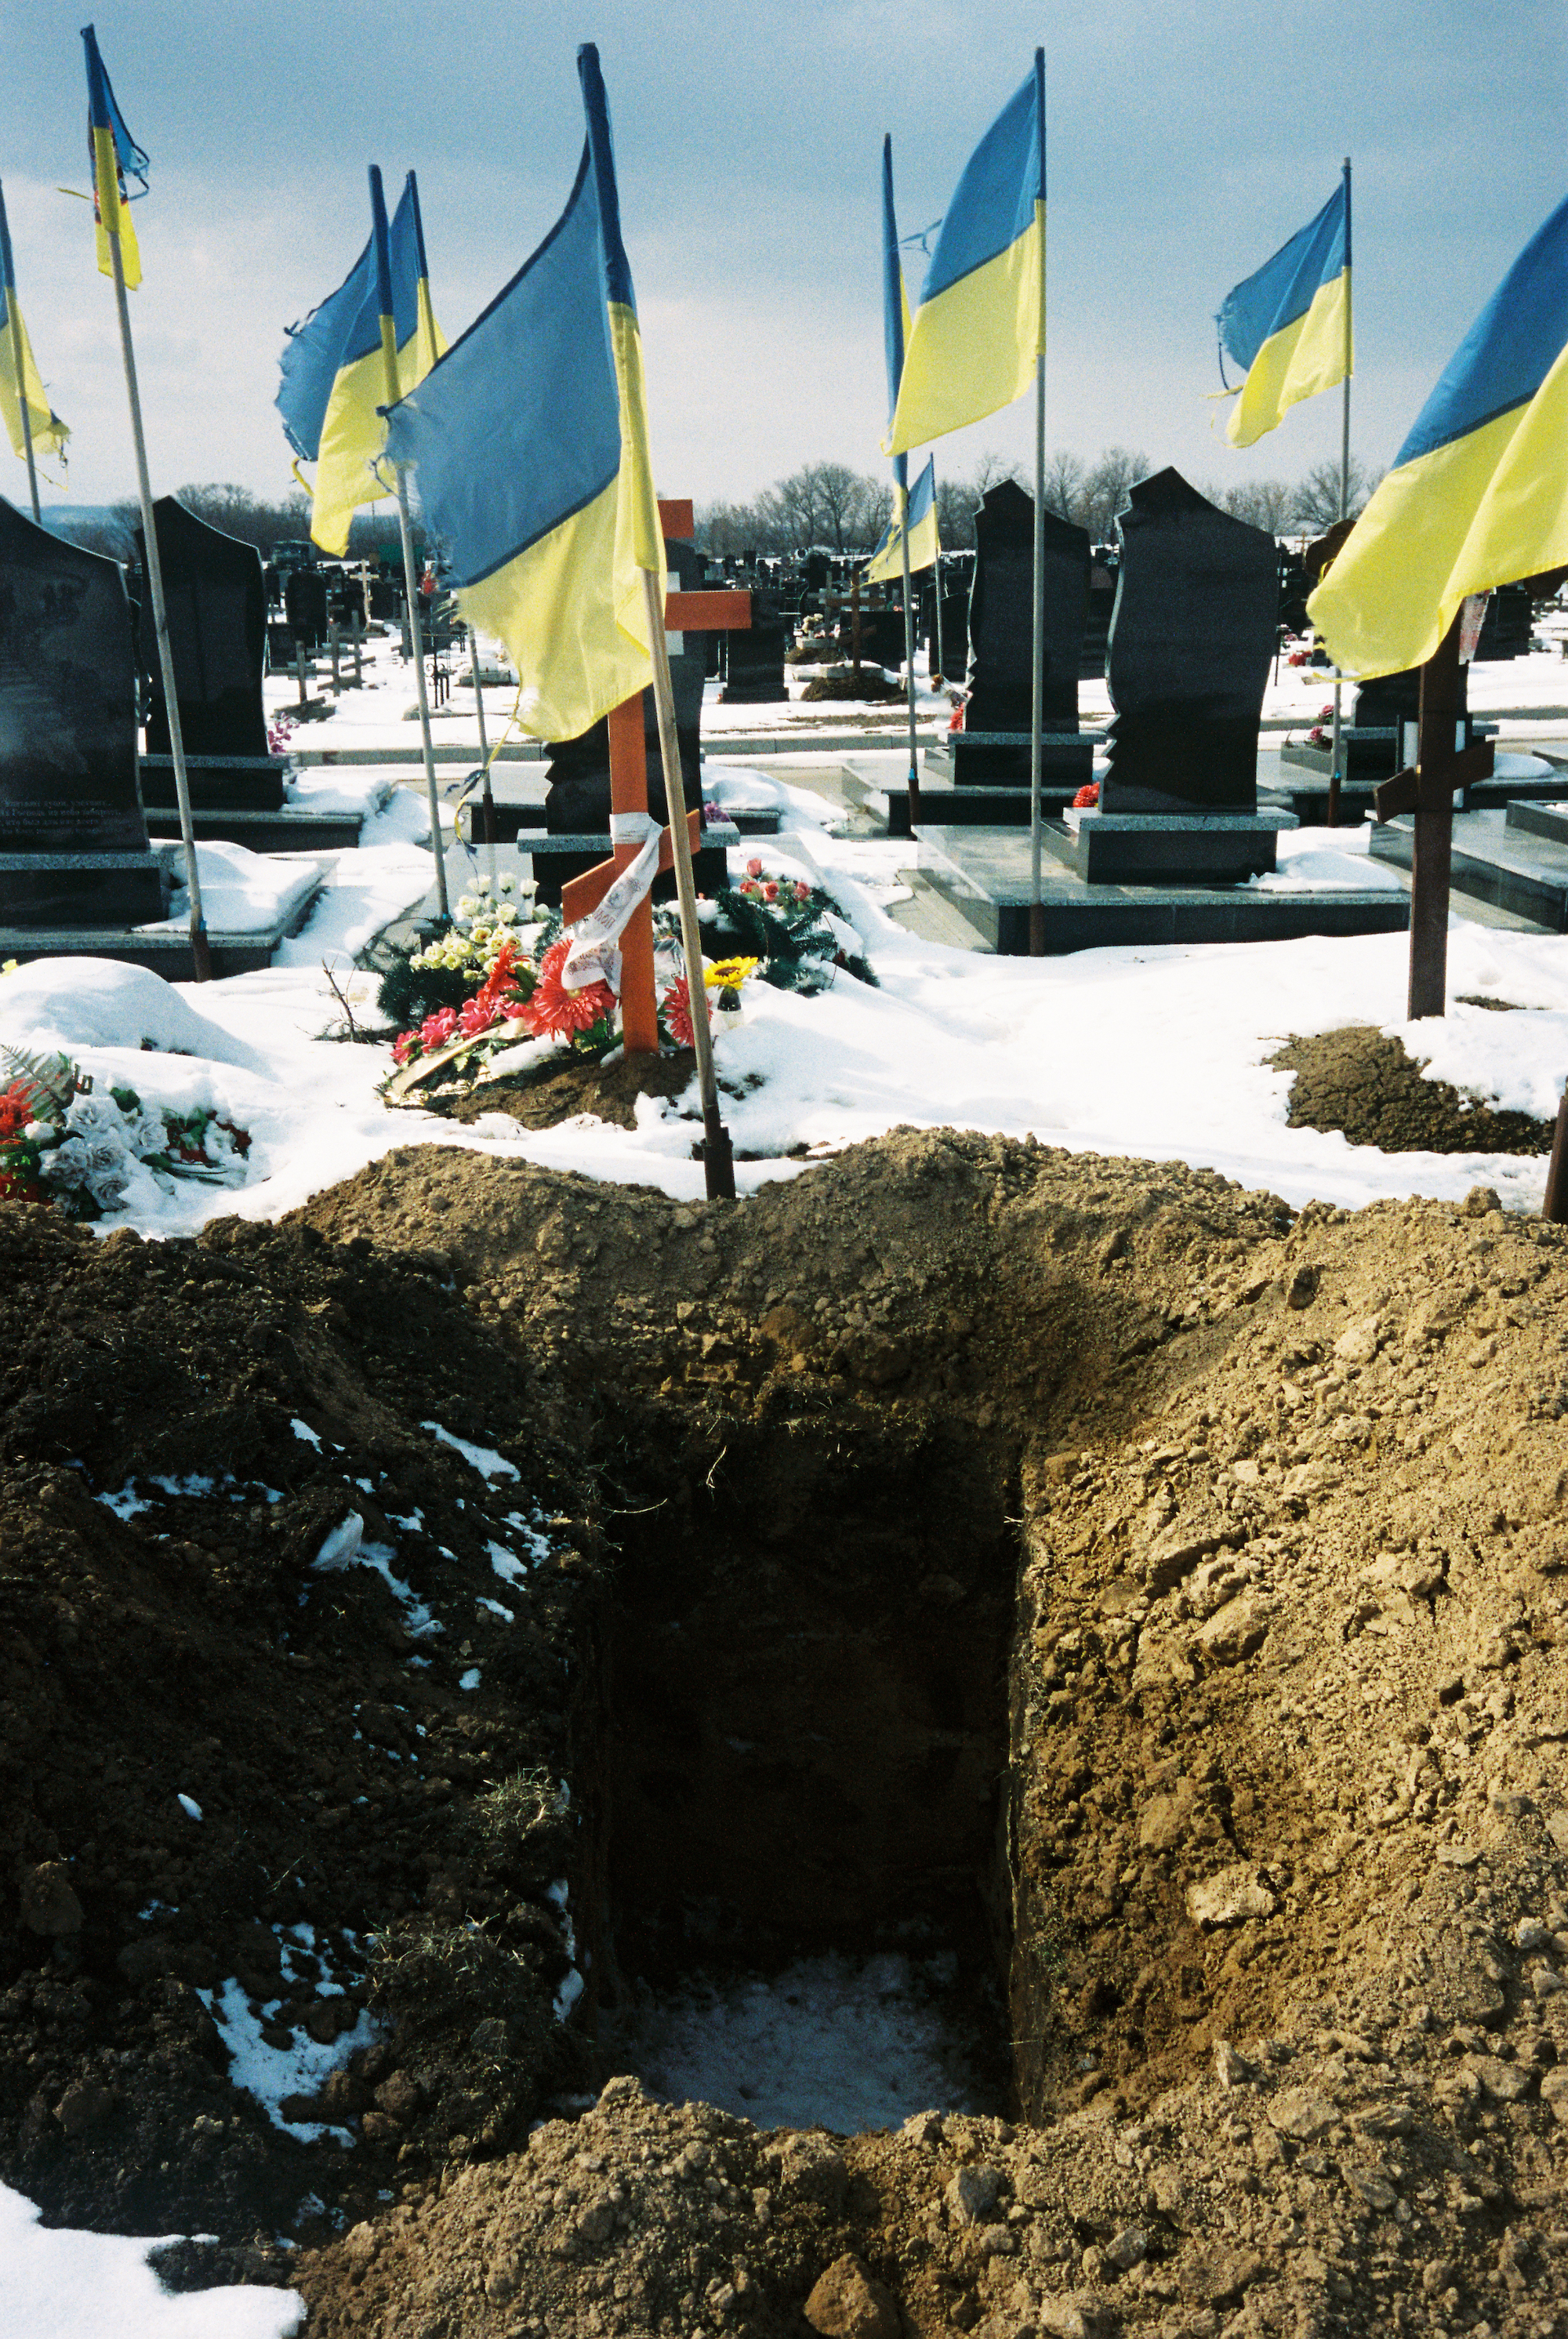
left=82, top=25, right=146, bottom=290
left=276, top=171, right=445, bottom=559
left=864, top=458, right=938, bottom=587
left=383, top=43, right=661, bottom=741
left=1218, top=175, right=1351, bottom=448
left=0, top=182, right=68, bottom=470
left=1309, top=191, right=1568, bottom=679
left=886, top=50, right=1045, bottom=456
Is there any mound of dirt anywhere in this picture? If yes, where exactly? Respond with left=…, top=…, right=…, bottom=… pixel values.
left=798, top=668, right=906, bottom=703
left=1273, top=1026, right=1554, bottom=1154
left=8, top=1131, right=1568, bottom=2335
left=415, top=1048, right=698, bottom=1131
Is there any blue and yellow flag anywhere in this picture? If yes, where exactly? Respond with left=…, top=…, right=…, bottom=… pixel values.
left=0, top=180, right=68, bottom=470
left=383, top=43, right=660, bottom=741
left=887, top=51, right=1044, bottom=455
left=276, top=170, right=445, bottom=558
left=82, top=24, right=146, bottom=290
left=864, top=458, right=938, bottom=587
left=881, top=134, right=913, bottom=498
left=1309, top=191, right=1568, bottom=678
left=1218, top=173, right=1351, bottom=448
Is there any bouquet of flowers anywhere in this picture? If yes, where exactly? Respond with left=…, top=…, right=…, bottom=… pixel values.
left=0, top=1044, right=251, bottom=1219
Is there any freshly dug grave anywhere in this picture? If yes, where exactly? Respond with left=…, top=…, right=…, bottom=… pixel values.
left=1273, top=1026, right=1554, bottom=1155
left=798, top=668, right=907, bottom=703
left=6, top=1133, right=1568, bottom=2336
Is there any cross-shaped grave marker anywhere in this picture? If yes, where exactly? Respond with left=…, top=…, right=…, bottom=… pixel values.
left=560, top=498, right=752, bottom=1057
left=1372, top=597, right=1492, bottom=1020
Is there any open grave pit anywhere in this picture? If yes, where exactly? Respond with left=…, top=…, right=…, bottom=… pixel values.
left=2, top=1131, right=1568, bottom=2334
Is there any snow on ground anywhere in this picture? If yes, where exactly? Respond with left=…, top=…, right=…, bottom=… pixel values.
left=0, top=2181, right=303, bottom=2338
left=606, top=1950, right=998, bottom=2134
left=9, top=753, right=1568, bottom=1229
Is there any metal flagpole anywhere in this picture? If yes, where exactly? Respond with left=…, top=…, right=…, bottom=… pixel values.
left=468, top=622, right=498, bottom=890
left=899, top=484, right=921, bottom=825
left=641, top=563, right=735, bottom=1201
left=1028, top=46, right=1047, bottom=957
left=0, top=183, right=42, bottom=525
left=105, top=212, right=209, bottom=979
left=370, top=166, right=448, bottom=921
left=1326, top=155, right=1352, bottom=830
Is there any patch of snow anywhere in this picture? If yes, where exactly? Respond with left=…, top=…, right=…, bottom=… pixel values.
left=611, top=1950, right=997, bottom=2133
left=458, top=1667, right=482, bottom=1691
left=487, top=1541, right=530, bottom=1588
left=176, top=1795, right=203, bottom=1822
left=0, top=2182, right=303, bottom=2337
left=198, top=1928, right=378, bottom=2146
left=420, top=1422, right=519, bottom=1480
left=290, top=1418, right=321, bottom=1447
left=477, top=1597, right=515, bottom=1624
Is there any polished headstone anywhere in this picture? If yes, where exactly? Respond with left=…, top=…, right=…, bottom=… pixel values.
left=1080, top=556, right=1117, bottom=680
left=0, top=499, right=165, bottom=928
left=140, top=499, right=269, bottom=759
left=1099, top=469, right=1278, bottom=816
left=719, top=583, right=786, bottom=703
left=958, top=479, right=1090, bottom=782
left=138, top=498, right=282, bottom=812
left=284, top=566, right=328, bottom=650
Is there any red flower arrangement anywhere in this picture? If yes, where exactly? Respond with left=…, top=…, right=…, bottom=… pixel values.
left=520, top=939, right=616, bottom=1041
left=1072, top=780, right=1100, bottom=809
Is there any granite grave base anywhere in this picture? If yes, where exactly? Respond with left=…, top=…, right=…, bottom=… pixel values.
left=1367, top=801, right=1568, bottom=932
left=881, top=784, right=1086, bottom=841
left=916, top=826, right=1409, bottom=957
left=1042, top=811, right=1292, bottom=886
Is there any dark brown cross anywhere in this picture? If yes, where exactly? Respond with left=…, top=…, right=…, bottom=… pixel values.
left=560, top=499, right=752, bottom=1056
left=1372, top=609, right=1493, bottom=1020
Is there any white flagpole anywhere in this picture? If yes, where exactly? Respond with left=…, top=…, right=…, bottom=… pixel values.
left=104, top=216, right=209, bottom=979
left=1327, top=155, right=1352, bottom=829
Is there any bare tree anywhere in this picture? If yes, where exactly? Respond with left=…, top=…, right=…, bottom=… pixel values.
left=1082, top=446, right=1150, bottom=540
left=172, top=482, right=311, bottom=554
left=1215, top=478, right=1296, bottom=532
left=935, top=474, right=978, bottom=547
left=1291, top=456, right=1377, bottom=531
left=1040, top=449, right=1087, bottom=524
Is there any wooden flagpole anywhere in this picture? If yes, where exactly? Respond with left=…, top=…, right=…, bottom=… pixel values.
left=1028, top=47, right=1047, bottom=957
left=0, top=183, right=42, bottom=525
left=1325, top=156, right=1352, bottom=829
left=103, top=212, right=209, bottom=979
left=370, top=166, right=448, bottom=921
left=898, top=485, right=922, bottom=825
left=641, top=563, right=735, bottom=1200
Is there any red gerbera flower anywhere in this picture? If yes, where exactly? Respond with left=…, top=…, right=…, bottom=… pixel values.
left=661, top=975, right=710, bottom=1050
left=521, top=939, right=616, bottom=1039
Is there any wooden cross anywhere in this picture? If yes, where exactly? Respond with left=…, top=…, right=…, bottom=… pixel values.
left=1372, top=605, right=1493, bottom=1019
left=561, top=498, right=752, bottom=1055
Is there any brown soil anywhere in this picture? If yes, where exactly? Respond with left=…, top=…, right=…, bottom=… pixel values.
left=422, top=1048, right=699, bottom=1132
left=1273, top=1026, right=1555, bottom=1155
left=799, top=670, right=907, bottom=703
left=6, top=1134, right=1568, bottom=2334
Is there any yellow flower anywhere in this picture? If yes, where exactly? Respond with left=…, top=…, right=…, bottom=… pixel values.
left=1, top=960, right=16, bottom=977
left=704, top=956, right=761, bottom=990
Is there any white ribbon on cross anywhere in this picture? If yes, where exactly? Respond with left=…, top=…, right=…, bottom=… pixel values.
left=560, top=811, right=664, bottom=992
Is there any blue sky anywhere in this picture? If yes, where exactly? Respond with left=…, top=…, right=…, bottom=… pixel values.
left=3, top=0, right=1563, bottom=515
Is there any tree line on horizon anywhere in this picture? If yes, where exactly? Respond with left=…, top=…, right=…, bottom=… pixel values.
left=52, top=485, right=415, bottom=566
left=696, top=449, right=1381, bottom=559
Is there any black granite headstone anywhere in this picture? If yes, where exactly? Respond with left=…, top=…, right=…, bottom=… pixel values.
left=0, top=499, right=166, bottom=928
left=1349, top=663, right=1475, bottom=781
left=138, top=498, right=282, bottom=812
left=862, top=605, right=907, bottom=672
left=719, top=584, right=786, bottom=703
left=1474, top=582, right=1533, bottom=662
left=1099, top=470, right=1278, bottom=817
left=284, top=567, right=328, bottom=650
left=957, top=479, right=1090, bottom=782
left=545, top=539, right=708, bottom=832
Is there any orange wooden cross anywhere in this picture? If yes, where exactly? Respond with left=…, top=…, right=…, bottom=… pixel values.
left=561, top=498, right=752, bottom=1055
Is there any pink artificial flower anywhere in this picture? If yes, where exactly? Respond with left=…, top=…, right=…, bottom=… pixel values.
left=419, top=1007, right=459, bottom=1051
left=746, top=856, right=764, bottom=877
left=392, top=1032, right=418, bottom=1066
left=763, top=882, right=779, bottom=901
left=521, top=939, right=616, bottom=1039
left=459, top=993, right=502, bottom=1037
left=793, top=881, right=811, bottom=902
